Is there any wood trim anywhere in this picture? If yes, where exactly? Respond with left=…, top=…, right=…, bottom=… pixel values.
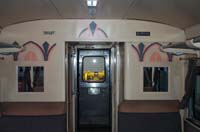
left=119, top=100, right=180, bottom=113
left=1, top=102, right=65, bottom=116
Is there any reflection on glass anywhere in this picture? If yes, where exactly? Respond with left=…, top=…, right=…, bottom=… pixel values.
left=194, top=74, right=200, bottom=120
left=143, top=67, right=168, bottom=92
left=83, top=57, right=105, bottom=82
left=18, top=66, right=44, bottom=92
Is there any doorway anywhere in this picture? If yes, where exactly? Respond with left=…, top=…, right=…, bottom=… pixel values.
left=77, top=49, right=111, bottom=132
left=66, top=42, right=124, bottom=132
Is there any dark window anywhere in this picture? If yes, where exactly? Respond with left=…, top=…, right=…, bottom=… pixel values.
left=83, top=57, right=105, bottom=82
left=192, top=69, right=200, bottom=121
left=143, top=67, right=168, bottom=92
left=18, top=66, right=44, bottom=92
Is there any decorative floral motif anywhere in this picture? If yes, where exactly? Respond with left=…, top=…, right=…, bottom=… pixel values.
left=90, top=21, right=97, bottom=36
left=79, top=21, right=108, bottom=38
left=132, top=43, right=173, bottom=62
left=131, top=43, right=145, bottom=61
left=150, top=52, right=162, bottom=62
left=42, top=41, right=56, bottom=61
left=12, top=41, right=20, bottom=61
left=25, top=51, right=37, bottom=61
left=13, top=41, right=56, bottom=61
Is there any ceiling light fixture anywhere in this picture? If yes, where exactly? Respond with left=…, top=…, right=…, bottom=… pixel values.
left=87, top=0, right=98, bottom=7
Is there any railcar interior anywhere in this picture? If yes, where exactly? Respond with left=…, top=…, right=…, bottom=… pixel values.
left=1, top=0, right=200, bottom=132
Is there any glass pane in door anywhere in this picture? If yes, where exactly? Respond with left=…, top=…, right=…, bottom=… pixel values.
left=83, top=57, right=105, bottom=82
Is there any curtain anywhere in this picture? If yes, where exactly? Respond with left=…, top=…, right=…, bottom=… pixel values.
left=144, top=68, right=152, bottom=87
left=153, top=68, right=160, bottom=91
left=23, top=67, right=32, bottom=92
left=33, top=67, right=40, bottom=87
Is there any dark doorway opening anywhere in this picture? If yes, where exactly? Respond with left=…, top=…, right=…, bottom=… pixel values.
left=77, top=49, right=112, bottom=132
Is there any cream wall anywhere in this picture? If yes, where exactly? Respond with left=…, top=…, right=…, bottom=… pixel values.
left=0, top=42, right=65, bottom=102
left=0, top=19, right=185, bottom=102
left=185, top=24, right=200, bottom=39
left=124, top=42, right=185, bottom=100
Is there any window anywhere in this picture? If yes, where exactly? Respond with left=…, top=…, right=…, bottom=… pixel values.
left=192, top=68, right=200, bottom=121
left=18, top=66, right=44, bottom=92
left=143, top=67, right=168, bottom=92
left=83, top=57, right=105, bottom=82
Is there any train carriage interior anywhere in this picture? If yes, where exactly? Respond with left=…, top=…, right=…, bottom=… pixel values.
left=1, top=0, right=200, bottom=132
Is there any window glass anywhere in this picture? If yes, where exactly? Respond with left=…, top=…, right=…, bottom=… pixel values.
left=18, top=66, right=44, bottom=92
left=193, top=73, right=200, bottom=120
left=83, top=57, right=105, bottom=82
left=143, top=67, right=168, bottom=92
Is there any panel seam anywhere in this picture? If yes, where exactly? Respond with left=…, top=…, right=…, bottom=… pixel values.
left=123, top=0, right=140, bottom=19
left=48, top=0, right=63, bottom=18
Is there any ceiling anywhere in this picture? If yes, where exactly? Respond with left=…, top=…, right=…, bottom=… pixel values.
left=0, top=0, right=200, bottom=29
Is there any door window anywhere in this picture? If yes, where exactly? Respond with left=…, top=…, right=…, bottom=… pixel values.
left=83, top=57, right=105, bottom=82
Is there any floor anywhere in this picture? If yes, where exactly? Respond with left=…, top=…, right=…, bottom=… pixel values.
left=79, top=126, right=110, bottom=132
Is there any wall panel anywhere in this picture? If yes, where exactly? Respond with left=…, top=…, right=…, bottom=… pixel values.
left=0, top=19, right=185, bottom=102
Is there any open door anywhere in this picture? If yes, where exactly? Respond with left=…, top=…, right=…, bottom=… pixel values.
left=67, top=42, right=124, bottom=132
left=77, top=49, right=111, bottom=132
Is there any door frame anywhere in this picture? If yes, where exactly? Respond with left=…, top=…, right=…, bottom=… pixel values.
left=65, top=42, right=124, bottom=132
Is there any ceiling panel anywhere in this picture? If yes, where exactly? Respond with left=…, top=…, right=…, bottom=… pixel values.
left=51, top=0, right=90, bottom=18
left=52, top=0, right=135, bottom=19
left=0, top=0, right=200, bottom=29
left=176, top=0, right=200, bottom=24
left=0, top=0, right=61, bottom=27
left=126, top=0, right=198, bottom=28
left=95, top=0, right=134, bottom=18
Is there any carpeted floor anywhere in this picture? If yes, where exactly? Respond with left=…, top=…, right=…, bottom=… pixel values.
left=79, top=126, right=110, bottom=132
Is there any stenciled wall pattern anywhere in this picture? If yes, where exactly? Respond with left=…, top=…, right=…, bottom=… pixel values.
left=0, top=41, right=56, bottom=61
left=131, top=42, right=174, bottom=62
left=78, top=21, right=108, bottom=39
